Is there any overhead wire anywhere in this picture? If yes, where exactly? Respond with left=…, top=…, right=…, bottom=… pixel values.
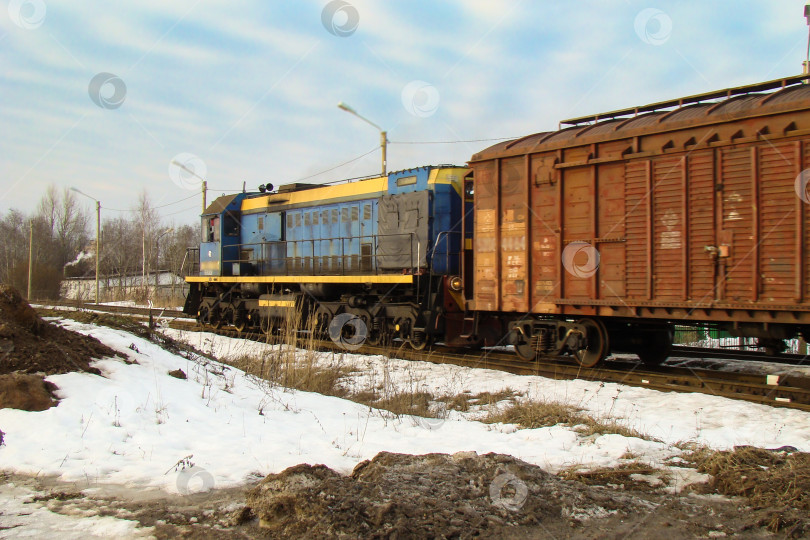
left=163, top=203, right=203, bottom=217
left=293, top=146, right=379, bottom=182
left=101, top=190, right=201, bottom=212
left=97, top=138, right=499, bottom=214
left=389, top=136, right=518, bottom=145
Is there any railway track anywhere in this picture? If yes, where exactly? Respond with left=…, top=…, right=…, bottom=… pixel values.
left=35, top=304, right=810, bottom=412
left=165, top=319, right=810, bottom=413
left=35, top=300, right=187, bottom=320
left=672, top=345, right=810, bottom=365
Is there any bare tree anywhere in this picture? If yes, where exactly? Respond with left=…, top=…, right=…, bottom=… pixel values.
left=134, top=191, right=161, bottom=300
left=53, top=188, right=89, bottom=267
left=37, top=185, right=58, bottom=232
left=99, top=216, right=140, bottom=299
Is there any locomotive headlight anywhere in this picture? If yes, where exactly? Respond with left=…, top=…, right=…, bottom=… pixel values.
left=449, top=276, right=463, bottom=292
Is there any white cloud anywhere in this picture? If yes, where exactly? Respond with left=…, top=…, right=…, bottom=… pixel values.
left=2, top=0, right=809, bottom=224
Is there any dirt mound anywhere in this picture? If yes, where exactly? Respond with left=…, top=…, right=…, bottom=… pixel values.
left=0, top=285, right=116, bottom=376
left=0, top=373, right=57, bottom=411
left=698, top=446, right=810, bottom=535
left=246, top=451, right=646, bottom=538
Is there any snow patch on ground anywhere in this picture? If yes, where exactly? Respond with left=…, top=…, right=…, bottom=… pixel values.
left=1, top=320, right=808, bottom=507
left=0, top=482, right=151, bottom=539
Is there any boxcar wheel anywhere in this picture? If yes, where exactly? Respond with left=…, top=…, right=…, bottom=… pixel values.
left=515, top=340, right=536, bottom=361
left=637, top=327, right=673, bottom=366
left=572, top=318, right=608, bottom=368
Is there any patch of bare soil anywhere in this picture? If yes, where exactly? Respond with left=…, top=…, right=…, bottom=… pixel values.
left=0, top=285, right=123, bottom=412
left=3, top=451, right=797, bottom=539
left=0, top=285, right=117, bottom=377
left=0, top=373, right=58, bottom=411
left=35, top=308, right=194, bottom=359
left=243, top=451, right=769, bottom=539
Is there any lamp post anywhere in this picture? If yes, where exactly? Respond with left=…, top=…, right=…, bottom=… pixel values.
left=170, top=160, right=208, bottom=213
left=337, top=102, right=387, bottom=176
left=70, top=187, right=101, bottom=305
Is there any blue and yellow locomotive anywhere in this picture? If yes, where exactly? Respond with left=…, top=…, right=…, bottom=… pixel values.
left=184, top=165, right=474, bottom=348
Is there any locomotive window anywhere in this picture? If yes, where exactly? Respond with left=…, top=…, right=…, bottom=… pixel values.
left=341, top=207, right=349, bottom=222
left=203, top=216, right=220, bottom=242
left=363, top=204, right=372, bottom=220
left=304, top=212, right=311, bottom=227
left=331, top=208, right=338, bottom=224
left=287, top=214, right=293, bottom=228
left=351, top=206, right=359, bottom=222
left=224, top=213, right=239, bottom=237
left=295, top=213, right=301, bottom=227
left=257, top=217, right=264, bottom=230
left=313, top=212, right=319, bottom=225
left=322, top=210, right=329, bottom=225
left=397, top=175, right=417, bottom=187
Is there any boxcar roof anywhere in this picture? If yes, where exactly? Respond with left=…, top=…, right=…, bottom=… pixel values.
left=471, top=75, right=810, bottom=162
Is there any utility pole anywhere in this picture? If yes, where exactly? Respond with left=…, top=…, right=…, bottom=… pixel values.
left=380, top=131, right=388, bottom=177
left=69, top=187, right=101, bottom=305
left=805, top=2, right=810, bottom=75
left=27, top=221, right=33, bottom=301
left=142, top=228, right=147, bottom=299
left=95, top=200, right=100, bottom=305
left=202, top=180, right=207, bottom=213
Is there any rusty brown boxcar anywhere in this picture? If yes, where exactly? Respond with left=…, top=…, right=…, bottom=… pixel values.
left=466, top=75, right=810, bottom=366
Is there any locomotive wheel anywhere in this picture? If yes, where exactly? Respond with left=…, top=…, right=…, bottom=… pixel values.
left=314, top=306, right=332, bottom=337
left=366, top=318, right=385, bottom=346
left=366, top=328, right=382, bottom=346
left=234, top=319, right=248, bottom=333
left=572, top=318, right=608, bottom=368
left=409, top=330, right=431, bottom=351
left=344, top=308, right=372, bottom=348
left=197, top=306, right=209, bottom=327
left=260, top=316, right=275, bottom=336
left=212, top=311, right=224, bottom=329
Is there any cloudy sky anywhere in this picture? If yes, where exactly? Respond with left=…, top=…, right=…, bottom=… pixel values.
left=1, top=0, right=808, bottom=225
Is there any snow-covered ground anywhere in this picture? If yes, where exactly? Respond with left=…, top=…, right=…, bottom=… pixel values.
left=2, top=318, right=810, bottom=535
left=170, top=328, right=810, bottom=453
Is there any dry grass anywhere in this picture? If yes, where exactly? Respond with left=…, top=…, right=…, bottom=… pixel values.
left=437, top=389, right=521, bottom=412
left=351, top=389, right=436, bottom=418
left=684, top=446, right=810, bottom=533
left=228, top=307, right=444, bottom=419
left=573, top=418, right=652, bottom=441
left=559, top=462, right=668, bottom=491
left=231, top=352, right=353, bottom=399
left=481, top=399, right=656, bottom=441
left=231, top=306, right=355, bottom=399
left=483, top=399, right=583, bottom=429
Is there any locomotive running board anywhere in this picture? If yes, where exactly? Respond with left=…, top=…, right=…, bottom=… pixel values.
left=185, top=275, right=414, bottom=285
